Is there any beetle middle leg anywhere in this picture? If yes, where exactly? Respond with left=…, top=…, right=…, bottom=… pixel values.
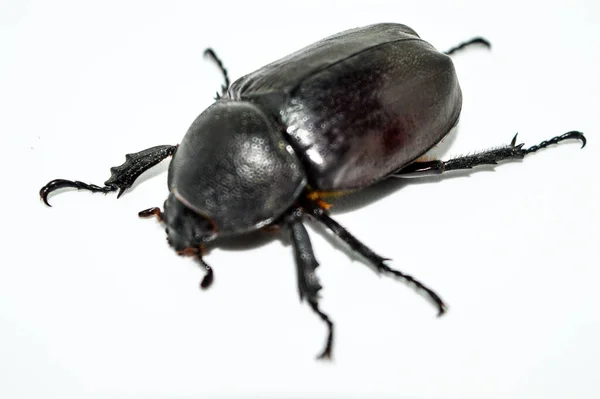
left=40, top=144, right=177, bottom=206
left=286, top=208, right=334, bottom=360
left=301, top=198, right=447, bottom=317
left=444, top=37, right=491, bottom=55
left=393, top=131, right=586, bottom=178
left=204, top=48, right=230, bottom=99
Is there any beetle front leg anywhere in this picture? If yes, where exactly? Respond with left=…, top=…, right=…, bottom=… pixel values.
left=393, top=131, right=586, bottom=178
left=40, top=145, right=177, bottom=206
left=286, top=209, right=334, bottom=360
left=301, top=199, right=447, bottom=317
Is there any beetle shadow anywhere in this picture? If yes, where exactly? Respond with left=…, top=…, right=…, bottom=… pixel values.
left=210, top=230, right=282, bottom=253
left=129, top=159, right=170, bottom=191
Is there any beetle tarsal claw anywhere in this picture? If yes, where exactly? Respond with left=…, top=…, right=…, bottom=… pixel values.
left=522, top=130, right=587, bottom=155
left=39, top=179, right=116, bottom=207
left=308, top=300, right=334, bottom=360
left=317, top=348, right=333, bottom=361
left=564, top=131, right=587, bottom=148
left=378, top=261, right=448, bottom=317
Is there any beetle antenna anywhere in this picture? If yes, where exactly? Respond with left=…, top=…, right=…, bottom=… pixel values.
left=138, top=206, right=163, bottom=220
left=204, top=48, right=230, bottom=98
left=444, top=37, right=491, bottom=55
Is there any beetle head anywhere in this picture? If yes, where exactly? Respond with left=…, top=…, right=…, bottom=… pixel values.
left=162, top=193, right=217, bottom=252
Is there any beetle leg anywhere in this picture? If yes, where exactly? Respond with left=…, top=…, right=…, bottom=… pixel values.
left=444, top=37, right=491, bottom=55
left=40, top=145, right=177, bottom=206
left=393, top=131, right=586, bottom=178
left=286, top=208, right=334, bottom=360
left=204, top=48, right=230, bottom=99
left=301, top=199, right=447, bottom=317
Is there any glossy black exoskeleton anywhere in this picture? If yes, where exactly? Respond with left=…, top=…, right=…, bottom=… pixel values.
left=40, top=23, right=586, bottom=359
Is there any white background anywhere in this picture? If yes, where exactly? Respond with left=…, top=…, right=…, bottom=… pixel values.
left=1, top=0, right=599, bottom=398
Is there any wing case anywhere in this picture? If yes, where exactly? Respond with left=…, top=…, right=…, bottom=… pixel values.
left=229, top=23, right=462, bottom=190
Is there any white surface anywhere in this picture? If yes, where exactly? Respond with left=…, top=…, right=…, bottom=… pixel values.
left=1, top=0, right=599, bottom=398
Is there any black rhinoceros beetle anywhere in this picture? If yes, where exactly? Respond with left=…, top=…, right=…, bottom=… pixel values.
left=40, top=23, right=585, bottom=359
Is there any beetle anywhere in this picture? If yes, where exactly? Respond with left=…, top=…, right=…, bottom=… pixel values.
left=40, top=23, right=585, bottom=359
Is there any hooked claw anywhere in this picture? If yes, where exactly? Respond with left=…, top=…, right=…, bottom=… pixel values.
left=522, top=131, right=587, bottom=155
left=564, top=131, right=587, bottom=149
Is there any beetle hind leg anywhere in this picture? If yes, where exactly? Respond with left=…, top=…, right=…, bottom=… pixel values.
left=287, top=209, right=334, bottom=360
left=392, top=131, right=586, bottom=178
left=40, top=145, right=177, bottom=206
left=302, top=199, right=447, bottom=317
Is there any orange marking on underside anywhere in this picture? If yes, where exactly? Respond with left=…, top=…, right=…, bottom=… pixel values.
left=307, top=191, right=320, bottom=200
left=178, top=247, right=199, bottom=256
left=317, top=199, right=332, bottom=210
left=306, top=190, right=347, bottom=210
left=262, top=225, right=281, bottom=233
left=414, top=155, right=434, bottom=162
left=307, top=190, right=350, bottom=199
